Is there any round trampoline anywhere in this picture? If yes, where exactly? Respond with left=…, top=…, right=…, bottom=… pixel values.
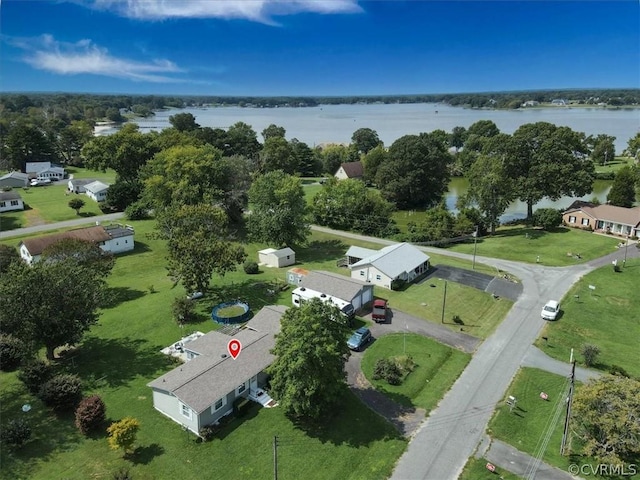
left=211, top=300, right=251, bottom=324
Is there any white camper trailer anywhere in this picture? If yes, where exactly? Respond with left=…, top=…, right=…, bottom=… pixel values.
left=291, top=287, right=355, bottom=322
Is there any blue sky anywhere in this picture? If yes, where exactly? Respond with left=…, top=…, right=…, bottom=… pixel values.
left=1, top=1, right=638, bottom=96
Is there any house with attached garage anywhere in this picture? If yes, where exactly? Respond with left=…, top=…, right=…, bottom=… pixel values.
left=19, top=224, right=135, bottom=264
left=0, top=191, right=24, bottom=212
left=147, top=305, right=286, bottom=436
left=562, top=201, right=640, bottom=237
left=346, top=243, right=430, bottom=290
left=83, top=181, right=110, bottom=202
left=67, top=178, right=97, bottom=193
left=298, top=270, right=374, bottom=312
left=25, top=161, right=66, bottom=180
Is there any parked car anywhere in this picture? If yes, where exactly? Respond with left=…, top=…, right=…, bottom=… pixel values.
left=372, top=299, right=387, bottom=323
left=30, top=178, right=51, bottom=186
left=347, top=326, right=372, bottom=351
left=541, top=300, right=560, bottom=320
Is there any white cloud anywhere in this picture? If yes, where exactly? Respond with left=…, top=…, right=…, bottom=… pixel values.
left=82, top=0, right=362, bottom=22
left=11, top=34, right=196, bottom=83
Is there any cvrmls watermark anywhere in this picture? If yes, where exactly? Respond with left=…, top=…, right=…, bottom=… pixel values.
left=568, top=463, right=637, bottom=476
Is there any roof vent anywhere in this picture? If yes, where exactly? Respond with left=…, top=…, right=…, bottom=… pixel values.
left=221, top=354, right=228, bottom=358
left=300, top=287, right=306, bottom=291
left=320, top=294, right=327, bottom=298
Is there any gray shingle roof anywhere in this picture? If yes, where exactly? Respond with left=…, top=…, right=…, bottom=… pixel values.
left=299, top=270, right=370, bottom=302
left=350, top=243, right=430, bottom=279
left=0, top=191, right=22, bottom=201
left=148, top=305, right=286, bottom=414
left=84, top=181, right=110, bottom=193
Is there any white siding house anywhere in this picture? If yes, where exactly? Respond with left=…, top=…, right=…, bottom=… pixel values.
left=148, top=305, right=285, bottom=436
left=0, top=192, right=24, bottom=212
left=258, top=247, right=296, bottom=267
left=26, top=162, right=65, bottom=180
left=0, top=172, right=29, bottom=188
left=19, top=224, right=134, bottom=264
left=68, top=178, right=97, bottom=193
left=334, top=161, right=364, bottom=180
left=298, top=270, right=374, bottom=311
left=84, top=181, right=110, bottom=202
left=347, top=243, right=430, bottom=290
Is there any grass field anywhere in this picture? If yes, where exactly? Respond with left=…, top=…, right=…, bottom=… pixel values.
left=442, top=226, right=621, bottom=266
left=535, top=256, right=640, bottom=378
left=459, top=457, right=521, bottom=480
left=361, top=333, right=470, bottom=410
left=0, top=167, right=117, bottom=231
left=594, top=157, right=635, bottom=174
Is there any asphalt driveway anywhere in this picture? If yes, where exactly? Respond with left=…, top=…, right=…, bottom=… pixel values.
left=424, top=264, right=523, bottom=301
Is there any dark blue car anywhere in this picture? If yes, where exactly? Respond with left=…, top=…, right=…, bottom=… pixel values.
left=347, top=327, right=372, bottom=351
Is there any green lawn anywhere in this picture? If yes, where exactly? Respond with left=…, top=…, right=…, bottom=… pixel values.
left=459, top=457, right=521, bottom=480
left=361, top=333, right=470, bottom=411
left=303, top=183, right=323, bottom=204
left=0, top=167, right=116, bottom=231
left=442, top=226, right=621, bottom=266
left=535, top=256, right=640, bottom=378
left=594, top=157, right=635, bottom=174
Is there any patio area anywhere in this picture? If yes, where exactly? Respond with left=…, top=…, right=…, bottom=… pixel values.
left=160, top=331, right=205, bottom=362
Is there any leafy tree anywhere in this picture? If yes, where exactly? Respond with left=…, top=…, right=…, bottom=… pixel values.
left=82, top=124, right=159, bottom=181
left=248, top=170, right=310, bottom=246
left=581, top=344, right=601, bottom=367
left=68, top=197, right=86, bottom=215
left=0, top=244, right=20, bottom=274
left=172, top=297, right=195, bottom=327
left=589, top=134, right=616, bottom=165
left=1, top=418, right=31, bottom=448
left=105, top=108, right=125, bottom=123
left=225, top=121, right=261, bottom=158
left=290, top=138, right=319, bottom=177
left=0, top=333, right=27, bottom=371
left=362, top=145, right=388, bottom=184
left=39, top=374, right=83, bottom=410
left=58, top=120, right=94, bottom=165
left=75, top=395, right=107, bottom=435
left=0, top=259, right=110, bottom=360
left=467, top=120, right=500, bottom=138
left=450, top=126, right=468, bottom=151
left=312, top=178, right=396, bottom=236
left=105, top=178, right=143, bottom=211
left=157, top=204, right=247, bottom=293
left=625, top=132, right=640, bottom=161
left=4, top=123, right=56, bottom=170
left=607, top=166, right=636, bottom=207
left=319, top=144, right=349, bottom=175
left=532, top=208, right=563, bottom=230
left=404, top=204, right=456, bottom=243
left=18, top=360, right=53, bottom=394
left=243, top=260, right=259, bottom=274
left=573, top=376, right=640, bottom=464
left=351, top=127, right=381, bottom=154
left=378, top=132, right=452, bottom=209
left=505, top=122, right=594, bottom=219
left=259, top=137, right=296, bottom=174
left=267, top=299, right=350, bottom=421
left=464, top=154, right=515, bottom=234
left=107, top=417, right=140, bottom=456
left=261, top=124, right=286, bottom=141
left=169, top=112, right=199, bottom=132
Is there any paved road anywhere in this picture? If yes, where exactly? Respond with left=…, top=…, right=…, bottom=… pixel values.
left=0, top=212, right=125, bottom=240
left=522, top=346, right=602, bottom=384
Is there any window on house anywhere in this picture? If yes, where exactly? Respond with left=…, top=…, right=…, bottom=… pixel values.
left=125, top=240, right=128, bottom=243
left=0, top=202, right=5, bottom=208
left=213, top=397, right=226, bottom=412
left=360, top=271, right=365, bottom=276
left=237, top=383, right=246, bottom=395
left=569, top=216, right=576, bottom=223
left=376, top=275, right=381, bottom=280
left=180, top=403, right=192, bottom=420
left=10, top=200, right=19, bottom=206
left=582, top=218, right=589, bottom=226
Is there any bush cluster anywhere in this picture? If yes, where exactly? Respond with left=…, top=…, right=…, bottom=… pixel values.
left=39, top=374, right=83, bottom=410
left=18, top=359, right=54, bottom=395
left=1, top=418, right=32, bottom=448
left=0, top=333, right=27, bottom=371
left=372, top=358, right=402, bottom=385
left=243, top=261, right=259, bottom=274
left=75, top=395, right=107, bottom=435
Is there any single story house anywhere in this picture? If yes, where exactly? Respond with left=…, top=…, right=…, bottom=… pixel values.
left=347, top=243, right=430, bottom=290
left=562, top=201, right=640, bottom=237
left=334, top=161, right=364, bottom=180
left=19, top=223, right=135, bottom=264
left=0, top=191, right=24, bottom=212
left=258, top=247, right=295, bottom=268
left=148, top=305, right=286, bottom=435
left=25, top=161, right=65, bottom=180
left=68, top=178, right=97, bottom=193
left=299, top=270, right=374, bottom=311
left=0, top=171, right=29, bottom=188
left=84, top=181, right=110, bottom=202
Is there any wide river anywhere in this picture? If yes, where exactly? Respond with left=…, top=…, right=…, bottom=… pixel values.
left=101, top=103, right=639, bottom=221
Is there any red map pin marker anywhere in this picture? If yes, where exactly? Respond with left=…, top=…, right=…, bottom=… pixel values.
left=227, top=339, right=242, bottom=360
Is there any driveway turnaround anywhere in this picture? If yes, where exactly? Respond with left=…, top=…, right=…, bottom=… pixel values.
left=424, top=264, right=523, bottom=301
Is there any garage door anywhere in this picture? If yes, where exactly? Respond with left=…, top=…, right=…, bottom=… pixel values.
left=351, top=293, right=362, bottom=311
left=362, top=287, right=373, bottom=305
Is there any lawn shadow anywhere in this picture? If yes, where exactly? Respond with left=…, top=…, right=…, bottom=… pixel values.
left=208, top=279, right=287, bottom=312
left=78, top=211, right=97, bottom=218
left=116, top=241, right=152, bottom=257
left=102, top=286, right=146, bottom=309
left=0, top=212, right=24, bottom=231
left=70, top=336, right=170, bottom=389
left=296, top=239, right=347, bottom=264
left=214, top=403, right=262, bottom=441
left=291, top=390, right=407, bottom=446
left=130, top=443, right=164, bottom=465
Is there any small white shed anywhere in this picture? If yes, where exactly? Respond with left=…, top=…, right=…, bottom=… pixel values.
left=258, top=247, right=296, bottom=268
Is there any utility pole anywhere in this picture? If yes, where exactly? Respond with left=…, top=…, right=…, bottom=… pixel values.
left=441, top=280, right=447, bottom=324
left=624, top=235, right=629, bottom=267
left=472, top=225, right=479, bottom=270
left=561, top=360, right=576, bottom=455
left=273, top=435, right=278, bottom=480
